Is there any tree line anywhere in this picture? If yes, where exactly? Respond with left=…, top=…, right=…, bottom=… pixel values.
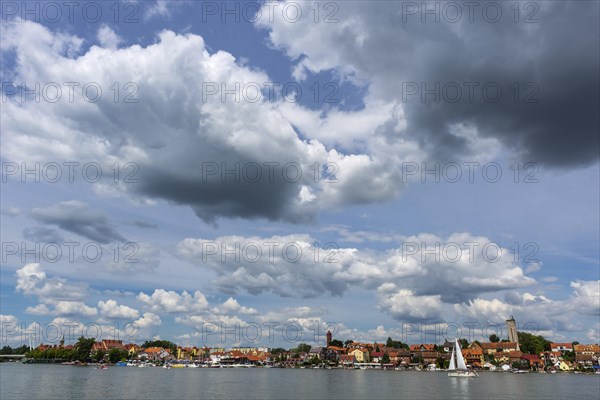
left=23, top=337, right=184, bottom=363
left=1, top=345, right=29, bottom=355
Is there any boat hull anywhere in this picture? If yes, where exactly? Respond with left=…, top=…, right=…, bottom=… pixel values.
left=448, top=371, right=478, bottom=377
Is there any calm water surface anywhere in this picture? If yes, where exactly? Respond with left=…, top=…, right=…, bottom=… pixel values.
left=1, top=363, right=599, bottom=399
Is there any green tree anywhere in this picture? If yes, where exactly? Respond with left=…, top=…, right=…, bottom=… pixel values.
left=0, top=346, right=12, bottom=355
left=57, top=348, right=74, bottom=361
left=13, top=345, right=29, bottom=354
left=94, top=350, right=106, bottom=362
left=489, top=334, right=500, bottom=343
left=46, top=347, right=57, bottom=360
left=329, top=339, right=343, bottom=347
left=344, top=340, right=354, bottom=348
left=385, top=337, right=408, bottom=349
left=459, top=339, right=469, bottom=350
left=270, top=348, right=286, bottom=355
left=562, top=351, right=575, bottom=362
left=381, top=353, right=390, bottom=364
left=142, top=340, right=177, bottom=354
left=412, top=355, right=424, bottom=365
left=108, top=348, right=128, bottom=363
left=75, top=337, right=96, bottom=362
left=517, top=332, right=550, bottom=354
left=297, top=343, right=311, bottom=353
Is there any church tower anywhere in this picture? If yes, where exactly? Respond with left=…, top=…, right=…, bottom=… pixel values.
left=326, top=330, right=332, bottom=346
left=506, top=316, right=520, bottom=350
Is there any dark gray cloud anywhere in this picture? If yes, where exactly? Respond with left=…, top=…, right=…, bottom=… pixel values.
left=396, top=1, right=600, bottom=167
left=136, top=163, right=313, bottom=225
left=30, top=201, right=126, bottom=244
left=132, top=220, right=158, bottom=229
left=262, top=0, right=600, bottom=167
left=22, top=226, right=64, bottom=243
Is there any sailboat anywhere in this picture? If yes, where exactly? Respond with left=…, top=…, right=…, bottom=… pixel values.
left=447, top=339, right=478, bottom=378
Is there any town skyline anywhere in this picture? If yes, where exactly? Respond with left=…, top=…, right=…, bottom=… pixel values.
left=1, top=1, right=599, bottom=355
left=10, top=318, right=600, bottom=372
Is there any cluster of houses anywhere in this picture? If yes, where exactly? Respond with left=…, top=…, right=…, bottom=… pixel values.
left=33, top=334, right=600, bottom=371
left=102, top=341, right=272, bottom=365
left=543, top=343, right=600, bottom=370
left=453, top=341, right=600, bottom=371
left=285, top=338, right=600, bottom=371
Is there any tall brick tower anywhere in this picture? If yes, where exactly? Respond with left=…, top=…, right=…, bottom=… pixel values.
left=326, top=330, right=332, bottom=346
left=506, top=316, right=520, bottom=351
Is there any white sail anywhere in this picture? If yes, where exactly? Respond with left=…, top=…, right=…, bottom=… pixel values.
left=448, top=338, right=479, bottom=377
left=448, top=347, right=456, bottom=370
left=455, top=339, right=467, bottom=370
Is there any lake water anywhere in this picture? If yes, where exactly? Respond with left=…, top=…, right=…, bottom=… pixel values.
left=1, top=363, right=599, bottom=399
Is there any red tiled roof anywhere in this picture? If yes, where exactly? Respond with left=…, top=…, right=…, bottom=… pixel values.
left=574, top=344, right=600, bottom=353
left=521, top=354, right=540, bottom=361
left=144, top=347, right=166, bottom=354
left=247, top=354, right=267, bottom=361
left=102, top=340, right=125, bottom=350
left=409, top=344, right=435, bottom=351
left=481, top=342, right=519, bottom=350
left=550, top=342, right=573, bottom=348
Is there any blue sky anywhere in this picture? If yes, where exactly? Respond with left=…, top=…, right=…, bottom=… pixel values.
left=1, top=1, right=598, bottom=349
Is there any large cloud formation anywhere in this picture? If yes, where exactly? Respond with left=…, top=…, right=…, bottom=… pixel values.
left=1, top=21, right=414, bottom=224
left=7, top=263, right=599, bottom=345
left=257, top=0, right=599, bottom=167
left=176, top=232, right=535, bottom=299
left=1, top=4, right=598, bottom=226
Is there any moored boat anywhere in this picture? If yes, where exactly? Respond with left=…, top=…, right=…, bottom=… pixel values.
left=447, top=339, right=478, bottom=378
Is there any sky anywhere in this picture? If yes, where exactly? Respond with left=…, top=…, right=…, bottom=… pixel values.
left=0, top=0, right=598, bottom=350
